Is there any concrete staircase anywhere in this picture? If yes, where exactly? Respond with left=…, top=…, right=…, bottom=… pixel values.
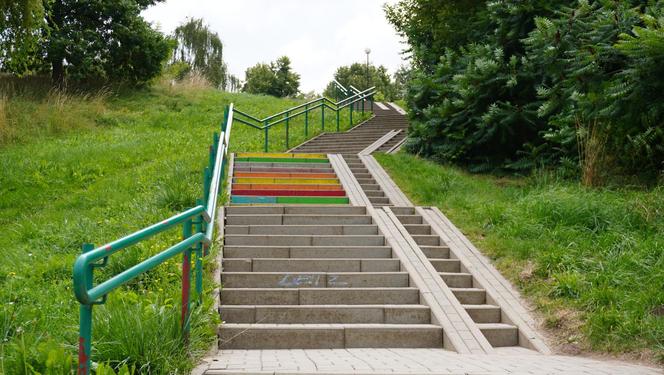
left=390, top=207, right=520, bottom=348
left=290, top=105, right=407, bottom=155
left=341, top=154, right=392, bottom=207
left=219, top=205, right=443, bottom=349
left=216, top=102, right=536, bottom=354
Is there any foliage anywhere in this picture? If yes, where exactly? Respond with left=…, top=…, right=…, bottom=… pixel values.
left=243, top=56, right=300, bottom=97
left=322, top=63, right=398, bottom=101
left=171, top=18, right=227, bottom=89
left=0, top=0, right=45, bottom=75
left=0, top=0, right=170, bottom=86
left=387, top=0, right=664, bottom=181
left=384, top=0, right=486, bottom=69
left=376, top=152, right=664, bottom=363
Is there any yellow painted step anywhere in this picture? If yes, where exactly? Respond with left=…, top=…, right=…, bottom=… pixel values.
left=236, top=152, right=327, bottom=159
left=233, top=177, right=340, bottom=185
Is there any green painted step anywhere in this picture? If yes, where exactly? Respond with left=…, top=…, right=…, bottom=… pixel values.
left=235, top=157, right=329, bottom=164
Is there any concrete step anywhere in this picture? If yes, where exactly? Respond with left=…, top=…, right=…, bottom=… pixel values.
left=225, top=224, right=379, bottom=235
left=221, top=287, right=421, bottom=305
left=403, top=224, right=432, bottom=235
left=429, top=259, right=461, bottom=272
left=390, top=207, right=416, bottom=215
left=226, top=214, right=373, bottom=226
left=439, top=272, right=473, bottom=288
left=360, top=184, right=380, bottom=190
left=226, top=206, right=366, bottom=215
left=369, top=197, right=391, bottom=204
left=353, top=173, right=372, bottom=179
left=364, top=190, right=386, bottom=197
left=477, top=323, right=519, bottom=347
left=411, top=235, right=440, bottom=246
left=225, top=235, right=385, bottom=246
left=223, top=246, right=393, bottom=259
left=220, top=305, right=430, bottom=324
left=420, top=246, right=450, bottom=258
left=450, top=288, right=486, bottom=304
left=218, top=323, right=443, bottom=349
left=396, top=215, right=423, bottom=224
left=223, top=258, right=401, bottom=272
left=221, top=272, right=409, bottom=288
left=463, top=305, right=502, bottom=324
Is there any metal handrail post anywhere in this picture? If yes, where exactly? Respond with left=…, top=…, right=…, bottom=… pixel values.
left=304, top=104, right=308, bottom=137
left=263, top=121, right=269, bottom=152
left=285, top=111, right=289, bottom=149
left=181, top=219, right=193, bottom=341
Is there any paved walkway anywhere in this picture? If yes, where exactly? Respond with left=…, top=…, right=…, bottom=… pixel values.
left=200, top=348, right=661, bottom=374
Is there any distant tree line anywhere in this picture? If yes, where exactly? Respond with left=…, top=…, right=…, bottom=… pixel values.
left=322, top=63, right=410, bottom=102
left=386, top=0, right=664, bottom=183
left=242, top=56, right=300, bottom=98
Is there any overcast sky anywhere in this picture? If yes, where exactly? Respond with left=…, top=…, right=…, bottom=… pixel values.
left=142, top=0, right=407, bottom=93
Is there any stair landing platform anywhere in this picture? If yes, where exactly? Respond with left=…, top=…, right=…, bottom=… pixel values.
left=197, top=348, right=660, bottom=374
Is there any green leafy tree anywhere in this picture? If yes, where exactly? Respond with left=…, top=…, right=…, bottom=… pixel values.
left=323, top=63, right=396, bottom=100
left=384, top=0, right=486, bottom=70
left=0, top=0, right=170, bottom=86
left=243, top=56, right=300, bottom=97
left=171, top=18, right=227, bottom=89
left=0, top=0, right=46, bottom=74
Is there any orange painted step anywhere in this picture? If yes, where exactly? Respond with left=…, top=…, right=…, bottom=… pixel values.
left=233, top=183, right=343, bottom=191
left=233, top=171, right=337, bottom=179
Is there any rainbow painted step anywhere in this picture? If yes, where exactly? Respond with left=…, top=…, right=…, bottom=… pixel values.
left=231, top=153, right=348, bottom=205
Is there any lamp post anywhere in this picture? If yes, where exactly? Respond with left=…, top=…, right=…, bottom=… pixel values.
left=364, top=48, right=371, bottom=90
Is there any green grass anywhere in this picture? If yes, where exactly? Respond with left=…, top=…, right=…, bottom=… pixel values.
left=375, top=152, right=664, bottom=363
left=0, top=79, right=370, bottom=374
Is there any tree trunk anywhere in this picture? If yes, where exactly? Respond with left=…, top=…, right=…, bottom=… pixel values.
left=51, top=57, right=64, bottom=87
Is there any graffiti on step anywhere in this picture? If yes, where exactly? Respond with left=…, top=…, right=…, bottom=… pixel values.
left=277, top=274, right=349, bottom=287
left=278, top=274, right=323, bottom=287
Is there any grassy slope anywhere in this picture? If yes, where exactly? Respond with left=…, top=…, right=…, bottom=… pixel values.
left=375, top=152, right=663, bottom=363
left=0, top=82, right=368, bottom=374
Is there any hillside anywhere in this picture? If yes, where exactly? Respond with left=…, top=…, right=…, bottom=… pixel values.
left=0, top=80, right=367, bottom=373
left=376, top=152, right=664, bottom=364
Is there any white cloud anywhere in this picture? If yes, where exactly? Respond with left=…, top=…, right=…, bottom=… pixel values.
left=142, top=0, right=406, bottom=93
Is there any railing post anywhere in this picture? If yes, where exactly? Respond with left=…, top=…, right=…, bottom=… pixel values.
left=370, top=95, right=374, bottom=111
left=304, top=104, right=309, bottom=137
left=263, top=121, right=269, bottom=152
left=181, top=219, right=193, bottom=341
left=362, top=97, right=365, bottom=114
left=208, top=145, right=215, bottom=173
left=77, top=243, right=95, bottom=375
left=336, top=107, right=340, bottom=132
left=222, top=105, right=229, bottom=132
left=194, top=200, right=204, bottom=305
left=203, top=168, right=211, bottom=207
left=285, top=111, right=289, bottom=150
left=349, top=102, right=353, bottom=124
left=321, top=105, right=325, bottom=131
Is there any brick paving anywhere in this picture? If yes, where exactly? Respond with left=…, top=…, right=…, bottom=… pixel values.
left=199, top=348, right=662, bottom=374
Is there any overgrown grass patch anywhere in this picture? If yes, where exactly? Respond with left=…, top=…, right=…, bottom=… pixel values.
left=0, top=80, right=370, bottom=374
left=375, top=152, right=663, bottom=363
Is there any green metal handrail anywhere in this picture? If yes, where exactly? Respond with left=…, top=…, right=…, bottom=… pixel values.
left=73, top=104, right=235, bottom=375
left=233, top=87, right=376, bottom=151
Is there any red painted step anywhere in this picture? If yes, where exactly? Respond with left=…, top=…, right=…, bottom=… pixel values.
left=231, top=189, right=346, bottom=197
